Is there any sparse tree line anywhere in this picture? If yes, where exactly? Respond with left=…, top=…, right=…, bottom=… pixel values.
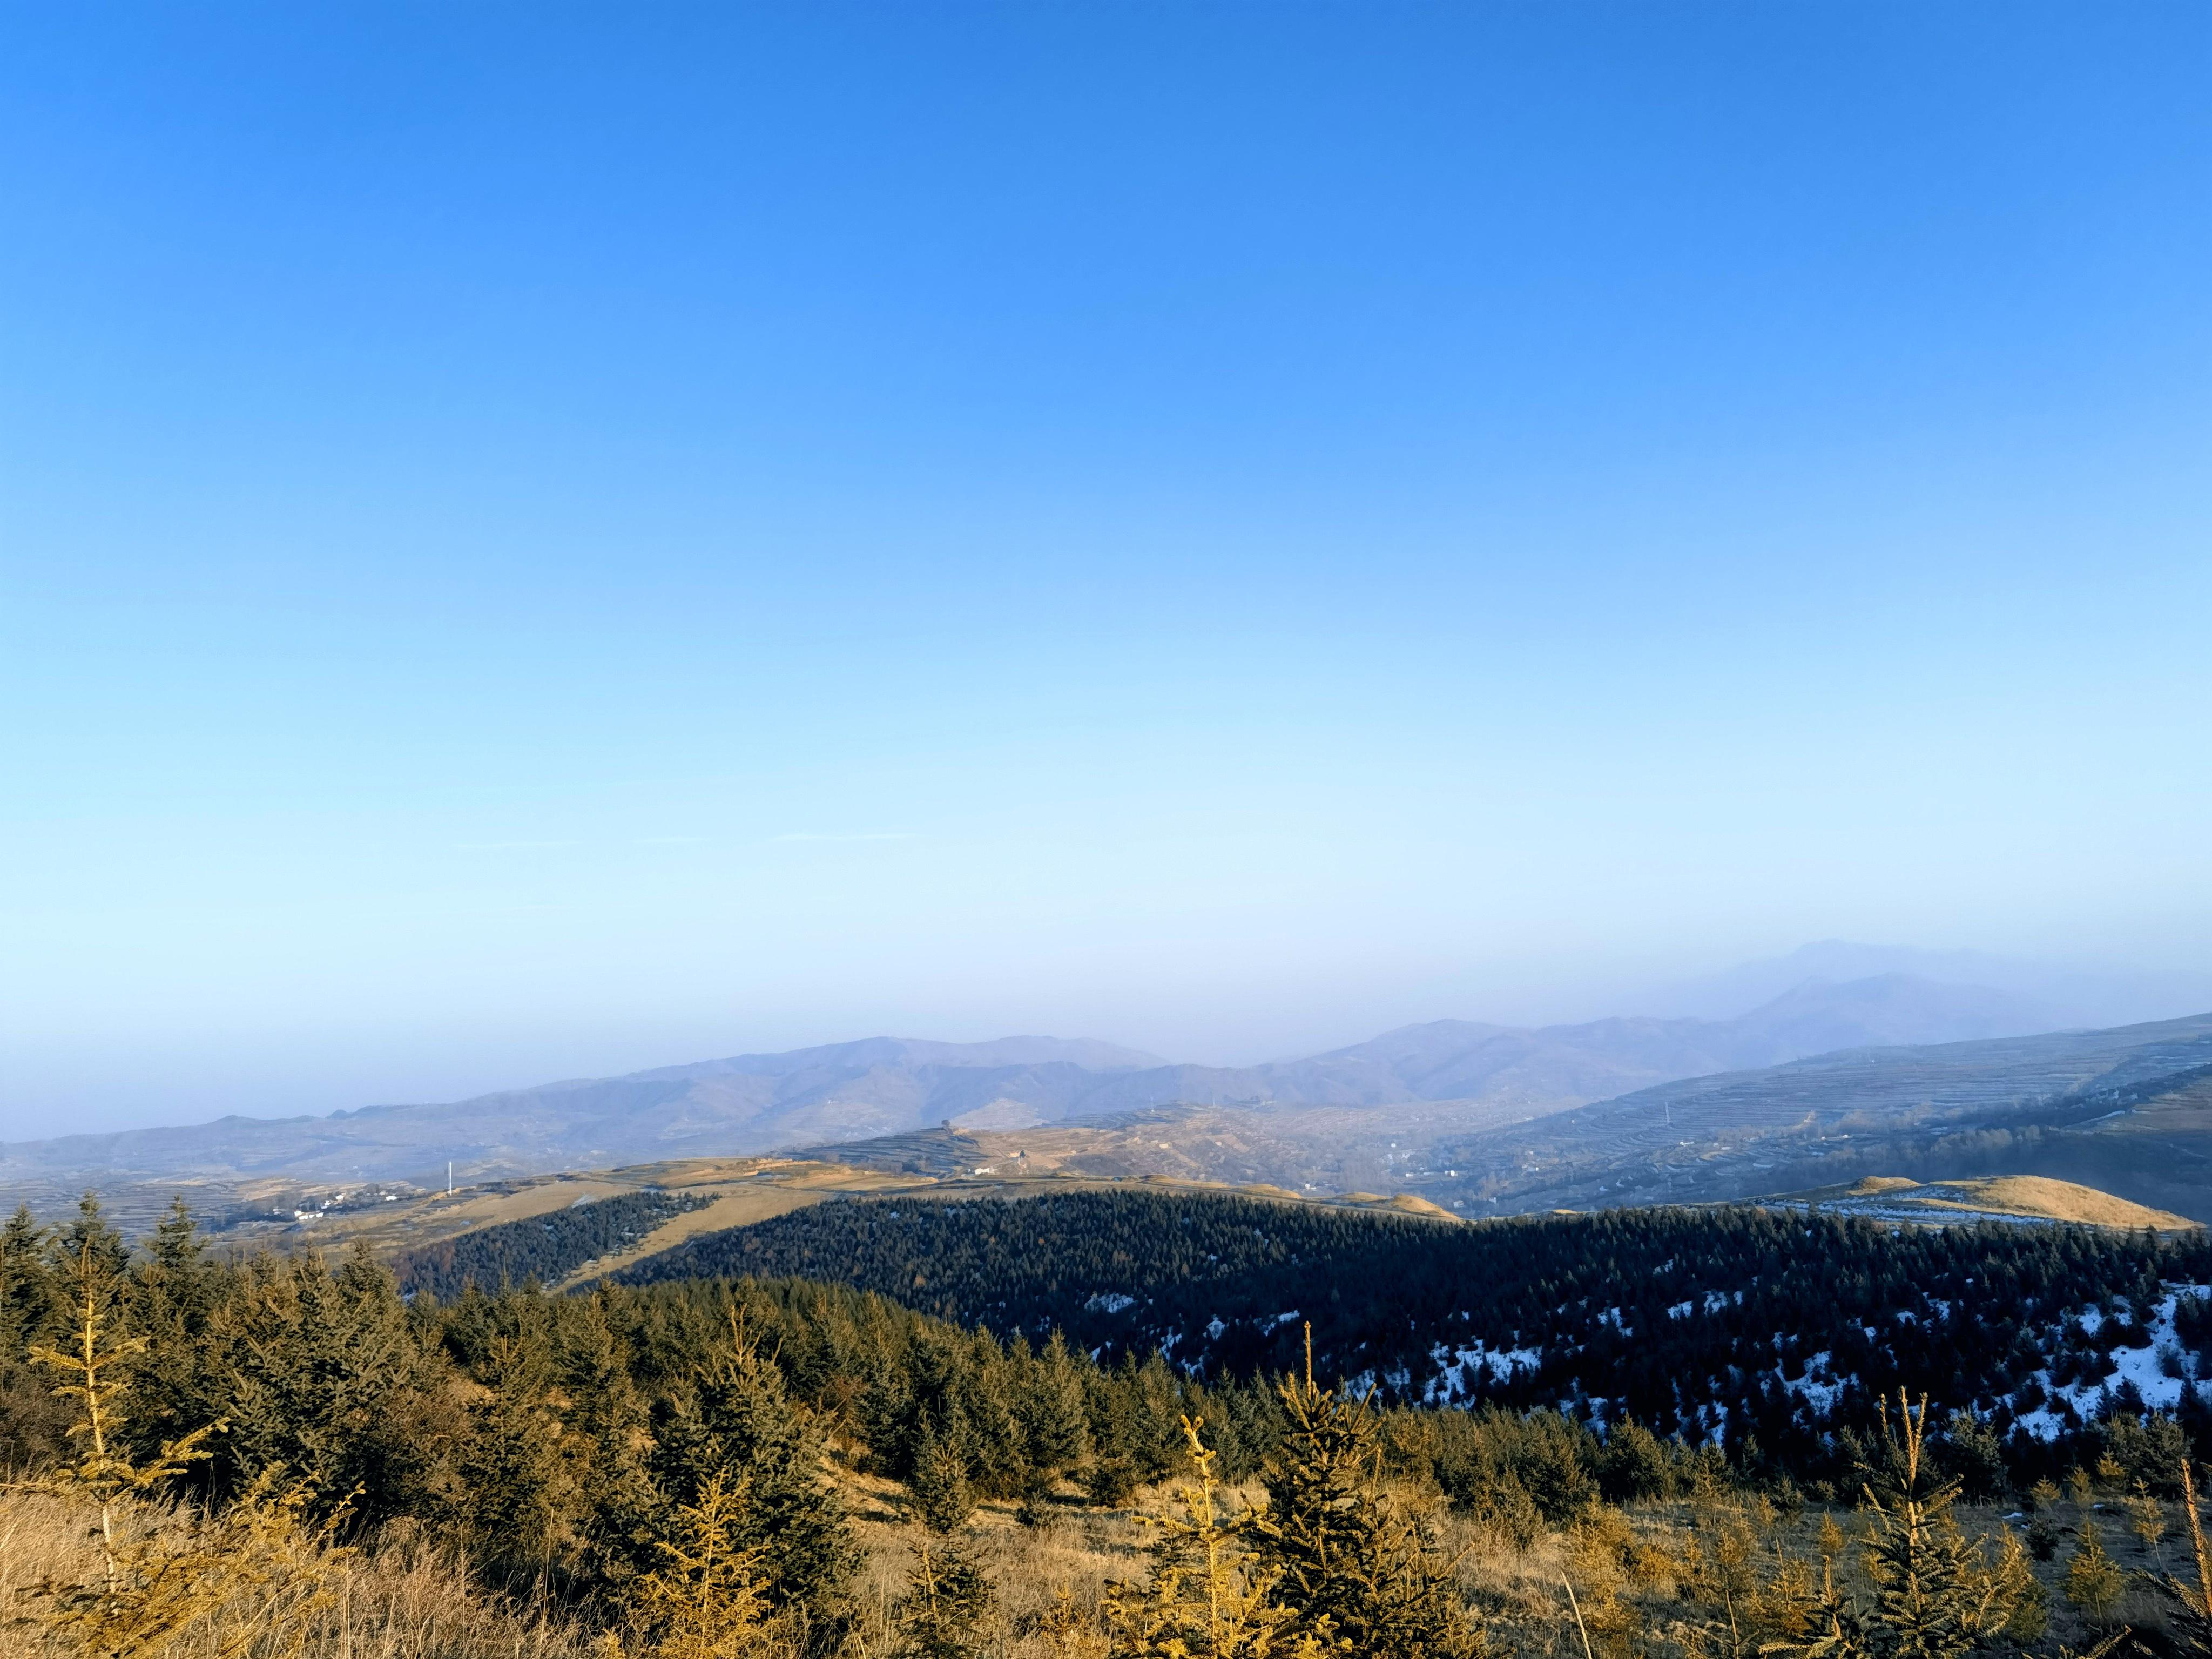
left=5, top=1193, right=2212, bottom=1659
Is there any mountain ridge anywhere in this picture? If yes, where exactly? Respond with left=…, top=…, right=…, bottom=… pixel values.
left=0, top=972, right=2068, bottom=1192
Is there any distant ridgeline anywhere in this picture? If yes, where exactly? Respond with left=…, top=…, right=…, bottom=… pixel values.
left=396, top=1188, right=711, bottom=1300
left=615, top=1189, right=2212, bottom=1461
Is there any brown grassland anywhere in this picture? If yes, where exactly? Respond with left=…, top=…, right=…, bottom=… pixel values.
left=4, top=1449, right=2200, bottom=1659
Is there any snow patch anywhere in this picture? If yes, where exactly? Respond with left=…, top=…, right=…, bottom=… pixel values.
left=2011, top=1284, right=2212, bottom=1441
left=1424, top=1339, right=1543, bottom=1405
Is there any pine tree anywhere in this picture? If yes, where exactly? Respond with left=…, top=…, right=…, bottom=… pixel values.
left=32, top=1242, right=215, bottom=1578
left=128, top=1201, right=224, bottom=1492
left=2150, top=1460, right=2212, bottom=1654
left=208, top=1246, right=448, bottom=1525
left=908, top=1422, right=976, bottom=1534
left=1083, top=1360, right=1147, bottom=1509
left=1019, top=1330, right=1091, bottom=1506
left=956, top=1328, right=1026, bottom=1501
left=1794, top=1393, right=2036, bottom=1659
left=2065, top=1522, right=2124, bottom=1628
left=615, top=1470, right=785, bottom=1659
left=645, top=1303, right=858, bottom=1640
left=1, top=1201, right=55, bottom=1348
left=559, top=1292, right=663, bottom=1589
left=1250, top=1334, right=1478, bottom=1658
left=456, top=1327, right=582, bottom=1579
left=147, top=1198, right=205, bottom=1280
left=893, top=1536, right=996, bottom=1659
left=1849, top=1393, right=2029, bottom=1659
left=1681, top=1502, right=1765, bottom=1659
left=51, top=1193, right=132, bottom=1289
left=22, top=1242, right=347, bottom=1659
left=0, top=1201, right=70, bottom=1463
left=1939, top=1411, right=2005, bottom=1505
left=1598, top=1418, right=1674, bottom=1503
left=1034, top=1584, right=1108, bottom=1658
left=1801, top=1557, right=1870, bottom=1659
left=1104, top=1415, right=1323, bottom=1659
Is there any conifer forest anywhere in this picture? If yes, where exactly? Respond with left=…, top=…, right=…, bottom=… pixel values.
left=6, top=1190, right=2212, bottom=1659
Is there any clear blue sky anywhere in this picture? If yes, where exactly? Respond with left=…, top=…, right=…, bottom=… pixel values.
left=4, top=3, right=2208, bottom=1133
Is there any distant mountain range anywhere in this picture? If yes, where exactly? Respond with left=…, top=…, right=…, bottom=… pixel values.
left=1424, top=1008, right=2212, bottom=1220
left=0, top=970, right=2078, bottom=1193
left=797, top=1010, right=2212, bottom=1224
left=1649, top=939, right=2212, bottom=1029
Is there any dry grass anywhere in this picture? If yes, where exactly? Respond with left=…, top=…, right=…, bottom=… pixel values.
left=548, top=1188, right=828, bottom=1291
left=1930, top=1176, right=2199, bottom=1231
left=10, top=1474, right=2189, bottom=1659
left=0, top=1489, right=598, bottom=1659
left=1786, top=1174, right=2200, bottom=1232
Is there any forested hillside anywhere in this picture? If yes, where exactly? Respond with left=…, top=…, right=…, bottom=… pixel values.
left=393, top=1187, right=713, bottom=1299
left=6, top=1191, right=2212, bottom=1659
left=619, top=1189, right=2212, bottom=1475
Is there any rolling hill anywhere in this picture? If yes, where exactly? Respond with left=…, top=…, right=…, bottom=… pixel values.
left=1418, top=1010, right=2212, bottom=1219
left=1766, top=1174, right=2199, bottom=1231
left=775, top=1013, right=2212, bottom=1224
left=0, top=973, right=2066, bottom=1222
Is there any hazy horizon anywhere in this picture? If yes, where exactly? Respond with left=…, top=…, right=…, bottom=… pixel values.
left=5, top=5, right=2207, bottom=1136
left=8, top=937, right=2212, bottom=1141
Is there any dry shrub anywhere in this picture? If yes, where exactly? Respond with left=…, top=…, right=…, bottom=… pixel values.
left=1562, top=1507, right=1640, bottom=1644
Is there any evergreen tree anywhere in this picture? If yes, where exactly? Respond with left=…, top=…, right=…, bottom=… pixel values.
left=908, top=1423, right=976, bottom=1534
left=455, top=1326, right=582, bottom=1580
left=1251, top=1336, right=1478, bottom=1659
left=558, top=1291, right=663, bottom=1587
left=145, top=1197, right=206, bottom=1280
left=1849, top=1393, right=2037, bottom=1659
left=2150, top=1461, right=2212, bottom=1655
left=1939, top=1411, right=2005, bottom=1506
left=20, top=1240, right=350, bottom=1659
left=0, top=1202, right=68, bottom=1462
left=2064, top=1522, right=2123, bottom=1628
left=1034, top=1584, right=1108, bottom=1659
left=1, top=1202, right=55, bottom=1346
left=1020, top=1331, right=1091, bottom=1483
left=615, top=1471, right=784, bottom=1659
left=1598, top=1417, right=1674, bottom=1503
left=208, top=1245, right=450, bottom=1525
left=1105, top=1416, right=1322, bottom=1659
left=50, top=1194, right=131, bottom=1289
left=1802, top=1559, right=1870, bottom=1659
left=126, top=1201, right=224, bottom=1488
left=893, top=1536, right=996, bottom=1659
left=1680, top=1498, right=1771, bottom=1659
left=956, top=1328, right=1025, bottom=1500
left=1084, top=1362, right=1144, bottom=1509
left=647, top=1305, right=858, bottom=1642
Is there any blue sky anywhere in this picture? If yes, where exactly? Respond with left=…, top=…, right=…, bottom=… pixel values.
left=4, top=3, right=2208, bottom=1133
